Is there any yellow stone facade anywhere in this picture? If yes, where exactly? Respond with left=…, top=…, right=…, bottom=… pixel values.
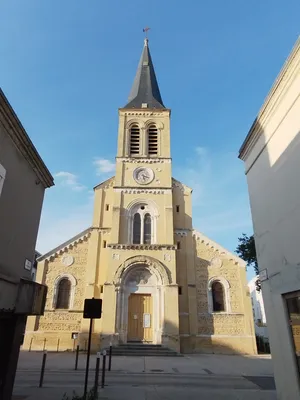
left=23, top=42, right=256, bottom=355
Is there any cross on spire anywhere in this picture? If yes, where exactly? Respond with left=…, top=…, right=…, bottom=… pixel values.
left=143, top=27, right=150, bottom=39
left=124, top=31, right=165, bottom=109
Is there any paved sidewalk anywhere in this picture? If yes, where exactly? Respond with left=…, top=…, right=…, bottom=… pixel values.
left=17, top=351, right=274, bottom=377
left=13, top=385, right=277, bottom=400
left=13, top=352, right=276, bottom=399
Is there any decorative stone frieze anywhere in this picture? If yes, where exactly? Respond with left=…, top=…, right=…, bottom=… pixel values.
left=108, top=243, right=176, bottom=250
left=198, top=313, right=245, bottom=336
left=117, top=157, right=171, bottom=164
left=122, top=111, right=166, bottom=117
left=174, top=229, right=190, bottom=236
left=114, top=188, right=171, bottom=195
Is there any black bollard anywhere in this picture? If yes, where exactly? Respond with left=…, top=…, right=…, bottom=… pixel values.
left=94, top=352, right=101, bottom=397
left=75, top=345, right=79, bottom=370
left=39, top=351, right=47, bottom=388
left=108, top=343, right=112, bottom=371
left=101, top=350, right=107, bottom=389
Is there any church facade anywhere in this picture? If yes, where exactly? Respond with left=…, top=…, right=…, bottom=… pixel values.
left=24, top=39, right=256, bottom=354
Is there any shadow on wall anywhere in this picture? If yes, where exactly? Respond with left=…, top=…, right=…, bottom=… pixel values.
left=242, top=116, right=300, bottom=371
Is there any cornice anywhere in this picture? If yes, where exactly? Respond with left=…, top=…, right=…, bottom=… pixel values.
left=239, top=36, right=300, bottom=160
left=174, top=229, right=191, bottom=237
left=118, top=108, right=171, bottom=117
left=114, top=187, right=172, bottom=195
left=172, top=178, right=192, bottom=194
left=107, top=243, right=177, bottom=251
left=94, top=176, right=115, bottom=190
left=116, top=157, right=171, bottom=164
left=0, top=89, right=54, bottom=188
left=193, top=229, right=246, bottom=267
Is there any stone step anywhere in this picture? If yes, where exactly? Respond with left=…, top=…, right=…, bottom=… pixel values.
left=108, top=344, right=180, bottom=357
left=115, top=343, right=163, bottom=349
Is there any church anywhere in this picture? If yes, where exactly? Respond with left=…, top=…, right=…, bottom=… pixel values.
left=24, top=39, right=256, bottom=354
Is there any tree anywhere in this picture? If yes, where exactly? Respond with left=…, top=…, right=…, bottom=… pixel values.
left=236, top=233, right=261, bottom=291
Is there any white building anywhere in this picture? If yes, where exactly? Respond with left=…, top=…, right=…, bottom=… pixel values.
left=248, top=277, right=268, bottom=340
left=239, top=37, right=300, bottom=399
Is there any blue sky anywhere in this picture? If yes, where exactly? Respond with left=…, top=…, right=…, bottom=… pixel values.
left=1, top=1, right=299, bottom=281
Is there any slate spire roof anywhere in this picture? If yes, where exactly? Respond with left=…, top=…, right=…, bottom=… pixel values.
left=124, top=38, right=165, bottom=109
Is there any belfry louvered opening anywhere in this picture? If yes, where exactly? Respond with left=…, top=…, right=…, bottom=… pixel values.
left=130, top=124, right=140, bottom=155
left=148, top=124, right=158, bottom=155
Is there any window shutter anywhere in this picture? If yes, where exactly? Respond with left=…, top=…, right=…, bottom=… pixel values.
left=148, top=124, right=158, bottom=155
left=130, top=125, right=140, bottom=155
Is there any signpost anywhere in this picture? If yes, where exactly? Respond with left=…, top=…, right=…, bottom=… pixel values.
left=83, top=298, right=102, bottom=400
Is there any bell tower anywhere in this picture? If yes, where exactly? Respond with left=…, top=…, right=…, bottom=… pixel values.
left=113, top=38, right=174, bottom=246
left=100, top=38, right=179, bottom=349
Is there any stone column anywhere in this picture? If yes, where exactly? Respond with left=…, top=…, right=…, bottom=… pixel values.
left=162, top=284, right=180, bottom=352
left=101, top=283, right=117, bottom=348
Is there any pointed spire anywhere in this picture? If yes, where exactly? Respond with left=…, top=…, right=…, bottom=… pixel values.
left=124, top=39, right=165, bottom=109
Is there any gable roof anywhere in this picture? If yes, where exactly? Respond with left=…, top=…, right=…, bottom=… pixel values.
left=37, top=227, right=91, bottom=261
left=93, top=176, right=115, bottom=190
left=193, top=229, right=246, bottom=267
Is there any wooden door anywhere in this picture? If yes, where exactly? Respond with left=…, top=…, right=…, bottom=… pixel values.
left=127, top=294, right=152, bottom=342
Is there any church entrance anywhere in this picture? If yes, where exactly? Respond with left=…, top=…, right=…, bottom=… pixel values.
left=127, top=294, right=153, bottom=342
left=115, top=258, right=168, bottom=345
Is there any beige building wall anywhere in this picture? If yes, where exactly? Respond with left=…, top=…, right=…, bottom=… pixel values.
left=239, top=37, right=300, bottom=399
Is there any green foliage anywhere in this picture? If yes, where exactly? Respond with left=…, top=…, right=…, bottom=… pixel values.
left=62, top=389, right=97, bottom=400
left=236, top=233, right=258, bottom=275
left=236, top=233, right=261, bottom=292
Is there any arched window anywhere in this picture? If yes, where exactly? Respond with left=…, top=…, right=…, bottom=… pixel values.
left=130, top=124, right=140, bottom=156
left=56, top=278, right=71, bottom=309
left=133, top=213, right=141, bottom=244
left=148, top=124, right=158, bottom=155
left=143, top=213, right=152, bottom=244
left=212, top=281, right=226, bottom=312
left=129, top=203, right=156, bottom=244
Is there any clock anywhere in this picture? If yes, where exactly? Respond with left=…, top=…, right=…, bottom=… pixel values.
left=133, top=167, right=154, bottom=185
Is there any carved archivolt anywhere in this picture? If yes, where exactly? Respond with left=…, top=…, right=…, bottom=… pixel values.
left=114, top=255, right=171, bottom=286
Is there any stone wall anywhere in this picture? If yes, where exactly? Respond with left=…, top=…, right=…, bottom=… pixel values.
left=23, top=237, right=91, bottom=352
left=193, top=236, right=257, bottom=355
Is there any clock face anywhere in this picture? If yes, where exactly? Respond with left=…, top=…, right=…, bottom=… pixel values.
left=133, top=167, right=154, bottom=185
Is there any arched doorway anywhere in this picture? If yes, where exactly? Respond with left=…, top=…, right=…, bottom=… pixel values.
left=115, top=260, right=166, bottom=344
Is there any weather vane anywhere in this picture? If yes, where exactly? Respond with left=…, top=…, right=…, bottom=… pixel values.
left=143, top=27, right=150, bottom=39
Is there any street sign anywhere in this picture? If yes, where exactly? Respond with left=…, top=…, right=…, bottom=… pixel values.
left=259, top=269, right=268, bottom=282
left=83, top=298, right=102, bottom=399
left=83, top=298, right=102, bottom=319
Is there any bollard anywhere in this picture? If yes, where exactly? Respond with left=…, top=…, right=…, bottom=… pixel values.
left=39, top=351, right=47, bottom=388
left=75, top=345, right=80, bottom=370
left=43, top=338, right=46, bottom=351
left=101, top=350, right=106, bottom=388
left=29, top=338, right=33, bottom=352
left=57, top=338, right=60, bottom=352
left=94, top=352, right=101, bottom=397
left=108, top=343, right=112, bottom=371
